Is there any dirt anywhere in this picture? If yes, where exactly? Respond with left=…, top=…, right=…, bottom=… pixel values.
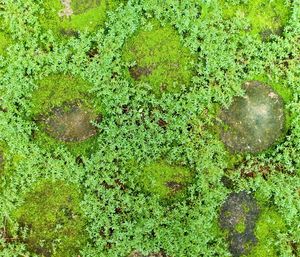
left=260, top=26, right=284, bottom=42
left=165, top=181, right=184, bottom=193
left=219, top=81, right=284, bottom=153
left=219, top=191, right=260, bottom=257
left=129, top=65, right=153, bottom=80
left=42, top=100, right=100, bottom=142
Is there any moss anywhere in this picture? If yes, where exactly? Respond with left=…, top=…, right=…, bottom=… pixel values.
left=139, top=161, right=193, bottom=199
left=0, top=17, right=12, bottom=55
left=31, top=74, right=103, bottom=155
left=11, top=180, right=87, bottom=257
left=31, top=74, right=100, bottom=115
left=39, top=0, right=121, bottom=37
left=235, top=216, right=246, bottom=233
left=245, top=208, right=286, bottom=257
left=122, top=20, right=194, bottom=96
left=221, top=0, right=290, bottom=40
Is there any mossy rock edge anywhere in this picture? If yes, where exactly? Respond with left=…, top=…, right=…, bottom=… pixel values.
left=219, top=81, right=285, bottom=153
left=219, top=191, right=260, bottom=257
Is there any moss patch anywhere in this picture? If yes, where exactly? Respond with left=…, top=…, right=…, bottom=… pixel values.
left=219, top=81, right=285, bottom=153
left=11, top=180, right=87, bottom=257
left=246, top=209, right=286, bottom=257
left=122, top=21, right=194, bottom=95
left=219, top=191, right=260, bottom=257
left=139, top=161, right=193, bottom=199
left=31, top=74, right=102, bottom=153
left=39, top=0, right=120, bottom=37
left=221, top=0, right=290, bottom=40
left=0, top=149, right=4, bottom=172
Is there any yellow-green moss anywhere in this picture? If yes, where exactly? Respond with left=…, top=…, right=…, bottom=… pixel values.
left=122, top=20, right=194, bottom=95
left=139, top=161, right=193, bottom=199
left=30, top=74, right=103, bottom=155
left=31, top=74, right=100, bottom=115
left=11, top=180, right=87, bottom=257
left=245, top=209, right=286, bottom=257
left=0, top=31, right=11, bottom=56
left=39, top=0, right=121, bottom=37
left=221, top=0, right=290, bottom=40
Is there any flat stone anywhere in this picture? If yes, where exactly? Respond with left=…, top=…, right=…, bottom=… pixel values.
left=219, top=81, right=284, bottom=153
left=219, top=191, right=260, bottom=257
left=42, top=100, right=100, bottom=142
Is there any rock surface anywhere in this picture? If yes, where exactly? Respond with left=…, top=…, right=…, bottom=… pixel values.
left=219, top=81, right=284, bottom=153
left=219, top=191, right=260, bottom=257
left=43, top=100, right=100, bottom=142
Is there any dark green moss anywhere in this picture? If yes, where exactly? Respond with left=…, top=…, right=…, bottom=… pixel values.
left=221, top=0, right=290, bottom=40
left=219, top=81, right=285, bottom=153
left=122, top=21, right=194, bottom=95
left=11, top=180, right=87, bottom=257
left=139, top=161, right=193, bottom=199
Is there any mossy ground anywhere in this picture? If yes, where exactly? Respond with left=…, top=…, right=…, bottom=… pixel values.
left=221, top=0, right=290, bottom=40
left=122, top=21, right=194, bottom=95
left=39, top=0, right=121, bottom=37
left=10, top=180, right=87, bottom=257
left=139, top=161, right=193, bottom=200
left=31, top=74, right=103, bottom=155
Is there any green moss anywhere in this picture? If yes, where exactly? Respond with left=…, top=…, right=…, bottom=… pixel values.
left=31, top=74, right=99, bottom=115
left=31, top=74, right=103, bottom=155
left=0, top=31, right=11, bottom=55
left=221, top=0, right=290, bottom=40
left=122, top=20, right=194, bottom=95
left=139, top=161, right=193, bottom=199
left=246, top=209, right=286, bottom=257
left=39, top=0, right=120, bottom=37
left=11, top=180, right=87, bottom=257
left=235, top=216, right=246, bottom=233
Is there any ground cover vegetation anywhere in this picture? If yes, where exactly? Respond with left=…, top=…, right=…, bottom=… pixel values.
left=0, top=0, right=299, bottom=256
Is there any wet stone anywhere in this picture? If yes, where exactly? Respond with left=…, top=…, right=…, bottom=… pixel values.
left=219, top=191, right=260, bottom=257
left=42, top=100, right=100, bottom=142
left=219, top=81, right=284, bottom=153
